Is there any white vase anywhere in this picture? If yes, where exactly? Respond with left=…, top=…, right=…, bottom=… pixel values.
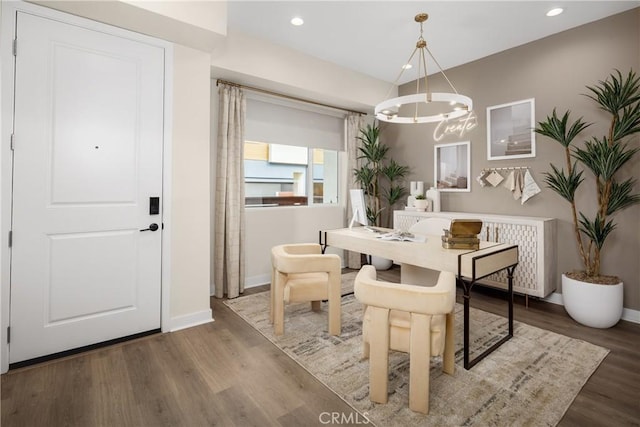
left=426, top=187, right=441, bottom=212
left=562, top=274, right=623, bottom=328
left=369, top=255, right=393, bottom=271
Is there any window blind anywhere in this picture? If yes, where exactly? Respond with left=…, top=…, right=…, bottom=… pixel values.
left=245, top=96, right=345, bottom=151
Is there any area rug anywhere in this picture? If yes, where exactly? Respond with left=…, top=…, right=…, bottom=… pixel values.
left=225, top=272, right=609, bottom=426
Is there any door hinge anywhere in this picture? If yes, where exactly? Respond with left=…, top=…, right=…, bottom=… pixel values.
left=10, top=133, right=15, bottom=151
left=12, top=39, right=17, bottom=56
left=8, top=230, right=12, bottom=248
left=7, top=327, right=10, bottom=344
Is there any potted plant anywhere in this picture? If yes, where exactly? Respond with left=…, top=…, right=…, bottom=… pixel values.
left=353, top=123, right=410, bottom=227
left=353, top=123, right=410, bottom=270
left=413, top=194, right=428, bottom=210
left=534, top=69, right=640, bottom=328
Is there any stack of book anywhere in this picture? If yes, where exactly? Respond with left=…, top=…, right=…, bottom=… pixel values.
left=441, top=219, right=483, bottom=250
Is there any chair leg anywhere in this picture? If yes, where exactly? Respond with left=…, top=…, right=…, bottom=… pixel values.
left=368, top=308, right=390, bottom=404
left=443, top=311, right=455, bottom=375
left=269, top=268, right=275, bottom=324
left=274, top=275, right=285, bottom=335
left=409, top=313, right=431, bottom=414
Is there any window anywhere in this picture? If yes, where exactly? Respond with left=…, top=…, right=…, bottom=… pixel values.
left=244, top=96, right=343, bottom=207
left=244, top=142, right=338, bottom=207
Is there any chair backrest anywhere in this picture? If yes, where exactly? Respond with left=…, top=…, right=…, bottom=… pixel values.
left=409, top=217, right=451, bottom=236
left=354, top=265, right=455, bottom=315
left=271, top=243, right=339, bottom=274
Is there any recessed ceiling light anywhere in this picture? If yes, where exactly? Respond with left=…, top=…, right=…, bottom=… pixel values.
left=402, top=64, right=412, bottom=70
left=291, top=17, right=304, bottom=26
left=546, top=8, right=564, bottom=17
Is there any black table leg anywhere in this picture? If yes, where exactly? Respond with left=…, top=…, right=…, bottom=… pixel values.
left=462, top=264, right=517, bottom=370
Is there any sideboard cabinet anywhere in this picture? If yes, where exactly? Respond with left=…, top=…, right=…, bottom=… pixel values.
left=393, top=211, right=557, bottom=298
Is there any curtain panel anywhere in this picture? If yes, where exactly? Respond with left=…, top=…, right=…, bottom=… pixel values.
left=214, top=84, right=246, bottom=298
left=345, top=113, right=364, bottom=269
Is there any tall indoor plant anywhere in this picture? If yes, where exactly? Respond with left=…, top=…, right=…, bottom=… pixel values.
left=353, top=123, right=410, bottom=228
left=534, top=69, right=640, bottom=328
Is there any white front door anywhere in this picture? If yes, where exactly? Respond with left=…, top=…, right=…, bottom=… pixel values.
left=9, top=12, right=165, bottom=363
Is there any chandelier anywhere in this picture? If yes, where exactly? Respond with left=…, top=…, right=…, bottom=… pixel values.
left=375, top=13, right=472, bottom=124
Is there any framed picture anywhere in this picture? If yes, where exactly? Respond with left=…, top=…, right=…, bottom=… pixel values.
left=434, top=141, right=470, bottom=192
left=487, top=98, right=535, bottom=160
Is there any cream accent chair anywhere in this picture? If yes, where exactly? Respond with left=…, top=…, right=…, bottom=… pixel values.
left=408, top=217, right=452, bottom=236
left=270, top=243, right=341, bottom=336
left=354, top=265, right=456, bottom=414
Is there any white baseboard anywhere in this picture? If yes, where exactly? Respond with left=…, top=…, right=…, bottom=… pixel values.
left=169, top=309, right=214, bottom=332
left=543, top=292, right=564, bottom=306
left=544, top=292, right=639, bottom=324
left=622, top=307, right=640, bottom=324
left=245, top=273, right=271, bottom=289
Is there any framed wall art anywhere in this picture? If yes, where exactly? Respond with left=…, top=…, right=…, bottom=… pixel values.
left=487, top=98, right=535, bottom=160
left=434, top=141, right=470, bottom=192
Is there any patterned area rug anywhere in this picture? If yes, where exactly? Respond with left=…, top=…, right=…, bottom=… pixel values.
left=225, top=272, right=609, bottom=426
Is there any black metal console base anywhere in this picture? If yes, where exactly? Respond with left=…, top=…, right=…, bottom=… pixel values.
left=460, top=263, right=517, bottom=370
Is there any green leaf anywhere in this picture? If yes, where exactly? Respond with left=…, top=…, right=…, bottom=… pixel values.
left=607, top=178, right=640, bottom=215
left=383, top=185, right=407, bottom=207
left=543, top=163, right=584, bottom=202
left=578, top=213, right=616, bottom=250
left=381, top=159, right=410, bottom=183
left=613, top=101, right=640, bottom=141
left=573, top=138, right=638, bottom=181
left=534, top=109, right=591, bottom=148
left=584, top=69, right=640, bottom=116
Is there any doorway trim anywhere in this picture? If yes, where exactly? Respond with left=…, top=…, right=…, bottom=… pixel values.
left=0, top=1, right=174, bottom=373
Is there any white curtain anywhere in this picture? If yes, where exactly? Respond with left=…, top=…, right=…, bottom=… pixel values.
left=214, top=84, right=246, bottom=298
left=345, top=113, right=364, bottom=269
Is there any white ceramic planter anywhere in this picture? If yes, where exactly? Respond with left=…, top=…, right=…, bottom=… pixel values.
left=562, top=274, right=623, bottom=328
left=413, top=199, right=428, bottom=210
left=369, top=255, right=393, bottom=271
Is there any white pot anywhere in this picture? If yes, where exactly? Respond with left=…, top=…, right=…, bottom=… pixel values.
left=369, top=255, right=393, bottom=271
left=562, top=274, right=623, bottom=328
left=413, top=199, right=428, bottom=210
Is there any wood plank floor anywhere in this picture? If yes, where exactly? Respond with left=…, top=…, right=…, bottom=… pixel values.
left=2, top=267, right=639, bottom=426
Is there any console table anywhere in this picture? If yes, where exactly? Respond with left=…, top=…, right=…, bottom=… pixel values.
left=394, top=211, right=556, bottom=299
left=320, top=227, right=518, bottom=369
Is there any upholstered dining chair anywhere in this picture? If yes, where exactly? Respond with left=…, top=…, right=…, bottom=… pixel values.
left=408, top=217, right=452, bottom=236
left=270, top=243, right=341, bottom=336
left=354, top=265, right=456, bottom=414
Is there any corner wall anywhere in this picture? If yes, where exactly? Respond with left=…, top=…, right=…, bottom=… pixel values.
left=384, top=9, right=640, bottom=310
left=170, top=44, right=212, bottom=327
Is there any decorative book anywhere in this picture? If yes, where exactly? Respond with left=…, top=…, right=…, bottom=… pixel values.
left=441, top=219, right=483, bottom=249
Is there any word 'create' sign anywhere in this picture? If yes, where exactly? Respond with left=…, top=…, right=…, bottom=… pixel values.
left=433, top=112, right=478, bottom=141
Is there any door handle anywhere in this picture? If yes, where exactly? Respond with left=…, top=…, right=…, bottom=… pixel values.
left=140, top=223, right=159, bottom=232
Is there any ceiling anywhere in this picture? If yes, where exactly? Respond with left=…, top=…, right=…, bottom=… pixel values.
left=228, top=1, right=639, bottom=85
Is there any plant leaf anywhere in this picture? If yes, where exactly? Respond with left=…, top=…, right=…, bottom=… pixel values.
left=578, top=213, right=616, bottom=250
left=534, top=109, right=590, bottom=148
left=543, top=163, right=584, bottom=202
left=607, top=178, right=640, bottom=215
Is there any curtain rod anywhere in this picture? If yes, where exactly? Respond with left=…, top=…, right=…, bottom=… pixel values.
left=216, top=79, right=367, bottom=116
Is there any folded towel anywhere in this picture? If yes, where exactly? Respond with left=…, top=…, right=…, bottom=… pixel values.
left=513, top=169, right=523, bottom=200
left=503, top=171, right=515, bottom=191
left=521, top=169, right=541, bottom=204
left=476, top=170, right=489, bottom=187
left=485, top=170, right=504, bottom=187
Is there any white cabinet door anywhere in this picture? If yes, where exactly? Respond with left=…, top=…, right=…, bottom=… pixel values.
left=10, top=12, right=164, bottom=363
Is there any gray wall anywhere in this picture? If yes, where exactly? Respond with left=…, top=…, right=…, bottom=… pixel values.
left=382, top=9, right=640, bottom=310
